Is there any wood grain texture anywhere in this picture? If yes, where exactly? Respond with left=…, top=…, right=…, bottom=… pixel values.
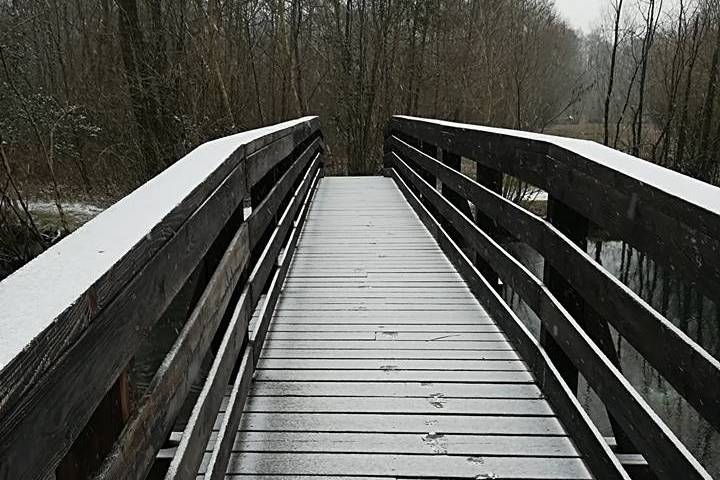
left=93, top=223, right=251, bottom=480
left=166, top=146, right=322, bottom=480
left=0, top=155, right=249, bottom=480
left=388, top=115, right=720, bottom=308
left=0, top=118, right=320, bottom=480
left=249, top=381, right=542, bottom=398
left=390, top=157, right=708, bottom=479
left=0, top=117, right=318, bottom=423
left=197, top=177, right=591, bottom=480
left=389, top=166, right=628, bottom=479
left=389, top=134, right=720, bottom=433
left=220, top=452, right=592, bottom=479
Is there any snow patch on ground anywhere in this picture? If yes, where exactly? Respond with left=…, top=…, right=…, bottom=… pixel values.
left=27, top=201, right=105, bottom=219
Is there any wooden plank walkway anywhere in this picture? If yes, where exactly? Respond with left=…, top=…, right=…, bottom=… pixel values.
left=202, top=177, right=591, bottom=479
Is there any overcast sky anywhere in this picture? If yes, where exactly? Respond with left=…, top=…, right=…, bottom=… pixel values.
left=554, top=0, right=684, bottom=34
left=554, top=0, right=606, bottom=34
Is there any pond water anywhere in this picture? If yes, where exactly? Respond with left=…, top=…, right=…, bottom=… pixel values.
left=503, top=239, right=720, bottom=476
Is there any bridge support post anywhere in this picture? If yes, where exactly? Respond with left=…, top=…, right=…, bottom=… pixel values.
left=541, top=197, right=589, bottom=392
left=541, top=197, right=639, bottom=457
left=56, top=371, right=131, bottom=480
left=474, top=157, right=503, bottom=290
left=438, top=149, right=473, bottom=249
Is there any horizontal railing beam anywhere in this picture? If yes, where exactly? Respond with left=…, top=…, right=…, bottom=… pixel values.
left=386, top=161, right=628, bottom=480
left=388, top=151, right=711, bottom=480
left=389, top=116, right=720, bottom=305
left=0, top=117, right=321, bottom=480
left=387, top=135, right=720, bottom=433
left=164, top=155, right=321, bottom=480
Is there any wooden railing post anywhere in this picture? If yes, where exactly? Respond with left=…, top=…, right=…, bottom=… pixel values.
left=419, top=142, right=439, bottom=217
left=475, top=161, right=503, bottom=290
left=56, top=371, right=131, bottom=480
left=541, top=197, right=589, bottom=391
left=439, top=149, right=472, bottom=248
left=420, top=142, right=438, bottom=187
left=542, top=197, right=639, bottom=456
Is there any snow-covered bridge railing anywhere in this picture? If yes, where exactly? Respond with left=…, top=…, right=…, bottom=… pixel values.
left=384, top=115, right=720, bottom=480
left=0, top=117, right=323, bottom=480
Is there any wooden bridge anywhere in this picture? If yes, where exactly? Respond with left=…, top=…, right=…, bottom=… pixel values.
left=0, top=116, right=719, bottom=479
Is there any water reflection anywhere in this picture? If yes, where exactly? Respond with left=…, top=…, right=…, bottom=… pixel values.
left=502, top=239, right=720, bottom=475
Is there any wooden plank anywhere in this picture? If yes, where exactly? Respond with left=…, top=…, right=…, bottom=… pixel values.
left=94, top=223, right=251, bottom=480
left=271, top=309, right=485, bottom=317
left=250, top=381, right=542, bottom=398
left=277, top=297, right=479, bottom=305
left=266, top=332, right=506, bottom=341
left=280, top=286, right=468, bottom=293
left=262, top=340, right=514, bottom=350
left=270, top=318, right=494, bottom=326
left=239, top=412, right=568, bottom=435
left=208, top=476, right=382, bottom=480
left=273, top=306, right=484, bottom=311
left=268, top=324, right=501, bottom=332
left=253, top=370, right=533, bottom=383
left=243, top=396, right=553, bottom=416
left=230, top=431, right=578, bottom=457
left=389, top=166, right=628, bottom=479
left=260, top=349, right=520, bottom=360
left=221, top=452, right=592, bottom=479
left=390, top=159, right=709, bottom=479
left=257, top=358, right=525, bottom=371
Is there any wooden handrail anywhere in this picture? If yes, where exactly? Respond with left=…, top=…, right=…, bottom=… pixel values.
left=164, top=156, right=321, bottom=480
left=389, top=115, right=720, bottom=304
left=0, top=117, right=323, bottom=480
left=385, top=115, right=719, bottom=480
left=388, top=165, right=629, bottom=480
left=387, top=134, right=720, bottom=433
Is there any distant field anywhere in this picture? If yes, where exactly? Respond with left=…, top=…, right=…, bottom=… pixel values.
left=544, top=123, right=605, bottom=142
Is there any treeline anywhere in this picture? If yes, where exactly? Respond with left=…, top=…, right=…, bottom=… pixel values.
left=585, top=0, right=720, bottom=183
left=2, top=0, right=720, bottom=274
left=0, top=0, right=583, bottom=192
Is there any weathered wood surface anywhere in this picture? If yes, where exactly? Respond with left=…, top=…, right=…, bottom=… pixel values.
left=388, top=115, right=720, bottom=308
left=165, top=157, right=321, bottom=480
left=0, top=116, right=319, bottom=418
left=94, top=222, right=251, bottom=480
left=0, top=156, right=249, bottom=480
left=0, top=117, right=320, bottom=480
left=198, top=177, right=591, bottom=479
left=389, top=167, right=628, bottom=479
left=388, top=154, right=711, bottom=479
left=387, top=134, right=720, bottom=433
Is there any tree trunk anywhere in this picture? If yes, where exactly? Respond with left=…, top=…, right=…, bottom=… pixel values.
left=604, top=0, right=623, bottom=146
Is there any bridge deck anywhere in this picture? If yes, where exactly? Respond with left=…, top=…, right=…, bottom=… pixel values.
left=203, top=177, right=590, bottom=479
